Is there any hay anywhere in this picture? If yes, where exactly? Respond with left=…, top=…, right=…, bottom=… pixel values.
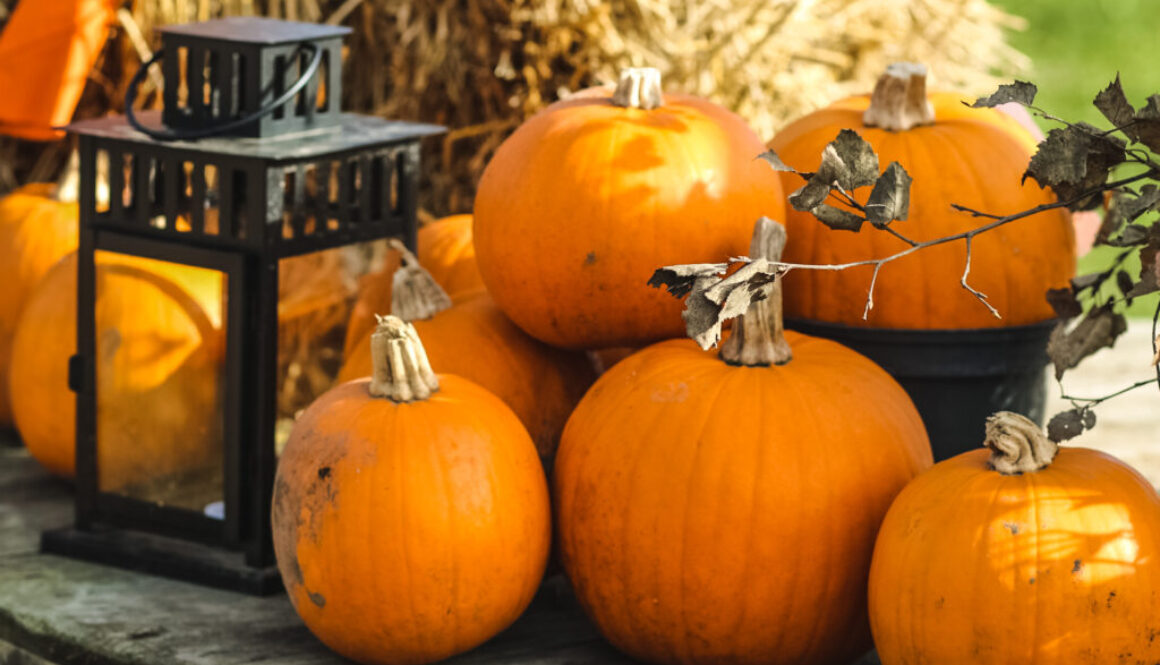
left=104, top=0, right=1025, bottom=216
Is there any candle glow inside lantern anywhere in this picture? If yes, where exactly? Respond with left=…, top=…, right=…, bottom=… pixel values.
left=40, top=17, right=441, bottom=594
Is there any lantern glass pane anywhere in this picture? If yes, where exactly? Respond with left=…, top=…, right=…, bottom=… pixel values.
left=93, top=250, right=228, bottom=516
left=275, top=240, right=389, bottom=455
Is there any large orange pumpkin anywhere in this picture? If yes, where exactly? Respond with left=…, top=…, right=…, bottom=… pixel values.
left=768, top=63, right=1074, bottom=328
left=338, top=246, right=594, bottom=461
left=273, top=316, right=550, bottom=665
left=869, top=412, right=1160, bottom=664
left=555, top=220, right=932, bottom=665
left=0, top=183, right=78, bottom=425
left=9, top=252, right=224, bottom=491
left=473, top=67, right=785, bottom=349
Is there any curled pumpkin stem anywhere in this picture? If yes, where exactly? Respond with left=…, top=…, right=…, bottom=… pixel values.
left=368, top=314, right=439, bottom=402
left=611, top=67, right=663, bottom=110
left=985, top=411, right=1058, bottom=475
left=862, top=62, right=936, bottom=131
left=388, top=238, right=451, bottom=322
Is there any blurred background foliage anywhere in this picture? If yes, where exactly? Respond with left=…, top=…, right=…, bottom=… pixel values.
left=994, top=0, right=1160, bottom=317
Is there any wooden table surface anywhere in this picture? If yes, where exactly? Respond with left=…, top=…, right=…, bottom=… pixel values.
left=0, top=431, right=879, bottom=665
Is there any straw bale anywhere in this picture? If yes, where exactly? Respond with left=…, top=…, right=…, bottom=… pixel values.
left=103, top=0, right=1025, bottom=216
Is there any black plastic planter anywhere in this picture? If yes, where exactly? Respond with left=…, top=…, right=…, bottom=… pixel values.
left=785, top=318, right=1058, bottom=462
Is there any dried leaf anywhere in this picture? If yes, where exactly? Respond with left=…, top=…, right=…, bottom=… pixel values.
left=826, top=129, right=880, bottom=190
left=1070, top=272, right=1105, bottom=291
left=1116, top=270, right=1135, bottom=296
left=1025, top=123, right=1126, bottom=210
left=1046, top=305, right=1128, bottom=380
left=788, top=180, right=833, bottom=212
left=1093, top=75, right=1135, bottom=129
left=1100, top=186, right=1160, bottom=245
left=971, top=81, right=1037, bottom=108
left=1128, top=95, right=1160, bottom=152
left=811, top=203, right=865, bottom=231
left=865, top=161, right=912, bottom=227
left=757, top=149, right=795, bottom=173
left=1046, top=407, right=1096, bottom=443
left=1128, top=236, right=1160, bottom=298
left=1045, top=287, right=1082, bottom=320
left=648, top=263, right=729, bottom=299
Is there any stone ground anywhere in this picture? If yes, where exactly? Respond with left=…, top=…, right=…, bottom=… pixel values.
left=1043, top=321, right=1160, bottom=484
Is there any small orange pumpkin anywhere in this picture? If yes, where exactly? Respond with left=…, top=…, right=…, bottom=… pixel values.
left=9, top=252, right=223, bottom=490
left=869, top=412, right=1160, bottom=664
left=473, top=67, right=785, bottom=349
left=768, top=63, right=1075, bottom=328
left=338, top=242, right=594, bottom=461
left=0, top=183, right=78, bottom=425
left=416, top=214, right=484, bottom=298
left=273, top=316, right=550, bottom=665
left=555, top=220, right=932, bottom=665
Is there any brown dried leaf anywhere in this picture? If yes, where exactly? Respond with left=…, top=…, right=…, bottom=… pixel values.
left=1128, top=236, right=1160, bottom=298
left=1046, top=305, right=1128, bottom=380
left=971, top=81, right=1037, bottom=108
left=1093, top=75, right=1135, bottom=129
left=1128, top=95, right=1160, bottom=152
left=1045, top=287, right=1082, bottom=320
left=1046, top=407, right=1096, bottom=443
left=651, top=258, right=784, bottom=350
left=757, top=149, right=795, bottom=173
left=865, top=161, right=912, bottom=227
left=810, top=203, right=866, bottom=231
left=648, top=263, right=730, bottom=299
left=1025, top=123, right=1126, bottom=210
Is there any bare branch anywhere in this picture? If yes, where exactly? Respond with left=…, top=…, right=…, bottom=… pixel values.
left=1062, top=377, right=1159, bottom=408
left=881, top=225, right=918, bottom=246
left=960, top=236, right=1001, bottom=318
left=862, top=263, right=886, bottom=319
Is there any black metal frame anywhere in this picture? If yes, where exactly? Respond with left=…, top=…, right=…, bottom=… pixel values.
left=47, top=107, right=440, bottom=594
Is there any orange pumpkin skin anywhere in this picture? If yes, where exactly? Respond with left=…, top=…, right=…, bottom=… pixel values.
left=272, top=374, right=551, bottom=665
left=338, top=292, right=595, bottom=461
left=869, top=447, right=1160, bottom=664
left=417, top=214, right=484, bottom=298
left=0, top=184, right=78, bottom=425
left=9, top=252, right=223, bottom=489
left=769, top=92, right=1075, bottom=328
left=473, top=92, right=785, bottom=349
left=555, top=331, right=932, bottom=665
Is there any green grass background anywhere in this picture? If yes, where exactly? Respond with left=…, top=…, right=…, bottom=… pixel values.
left=992, top=0, right=1160, bottom=317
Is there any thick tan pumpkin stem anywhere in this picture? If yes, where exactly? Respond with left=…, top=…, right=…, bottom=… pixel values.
left=862, top=62, right=935, bottom=131
left=985, top=411, right=1058, bottom=475
left=368, top=315, right=440, bottom=402
left=611, top=67, right=663, bottom=110
left=388, top=238, right=452, bottom=321
left=720, top=218, right=793, bottom=367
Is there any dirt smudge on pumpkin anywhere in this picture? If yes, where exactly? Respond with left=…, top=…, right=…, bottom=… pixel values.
left=308, top=591, right=327, bottom=608
left=1107, top=591, right=1117, bottom=608
left=1073, top=559, right=1084, bottom=574
left=1002, top=521, right=1021, bottom=535
left=584, top=252, right=597, bottom=265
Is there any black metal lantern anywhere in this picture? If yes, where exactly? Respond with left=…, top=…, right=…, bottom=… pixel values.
left=40, top=17, right=441, bottom=594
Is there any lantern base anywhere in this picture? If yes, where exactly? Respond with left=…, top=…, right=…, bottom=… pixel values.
left=40, top=526, right=282, bottom=596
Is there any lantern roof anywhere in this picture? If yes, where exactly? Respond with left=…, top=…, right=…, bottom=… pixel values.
left=67, top=112, right=443, bottom=162
left=157, top=16, right=350, bottom=45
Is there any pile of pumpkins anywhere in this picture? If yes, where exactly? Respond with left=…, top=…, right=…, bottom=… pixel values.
left=2, top=61, right=1158, bottom=665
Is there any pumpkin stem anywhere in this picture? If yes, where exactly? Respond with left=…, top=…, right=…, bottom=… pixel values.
left=719, top=218, right=793, bottom=367
left=985, top=411, right=1058, bottom=475
left=388, top=238, right=452, bottom=321
left=611, top=67, right=664, bottom=110
left=368, top=314, right=439, bottom=402
left=862, top=62, right=936, bottom=131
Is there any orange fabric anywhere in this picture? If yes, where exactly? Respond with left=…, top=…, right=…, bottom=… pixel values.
left=0, top=0, right=118, bottom=141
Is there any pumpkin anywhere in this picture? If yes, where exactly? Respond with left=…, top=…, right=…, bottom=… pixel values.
left=339, top=241, right=594, bottom=461
left=768, top=62, right=1075, bottom=328
left=869, top=411, right=1160, bottom=664
left=9, top=252, right=224, bottom=491
left=473, top=67, right=785, bottom=349
left=0, top=183, right=78, bottom=425
left=554, top=219, right=932, bottom=665
left=273, top=316, right=550, bottom=665
left=416, top=214, right=484, bottom=298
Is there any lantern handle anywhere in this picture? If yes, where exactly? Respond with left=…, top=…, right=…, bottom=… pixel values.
left=123, top=42, right=324, bottom=142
